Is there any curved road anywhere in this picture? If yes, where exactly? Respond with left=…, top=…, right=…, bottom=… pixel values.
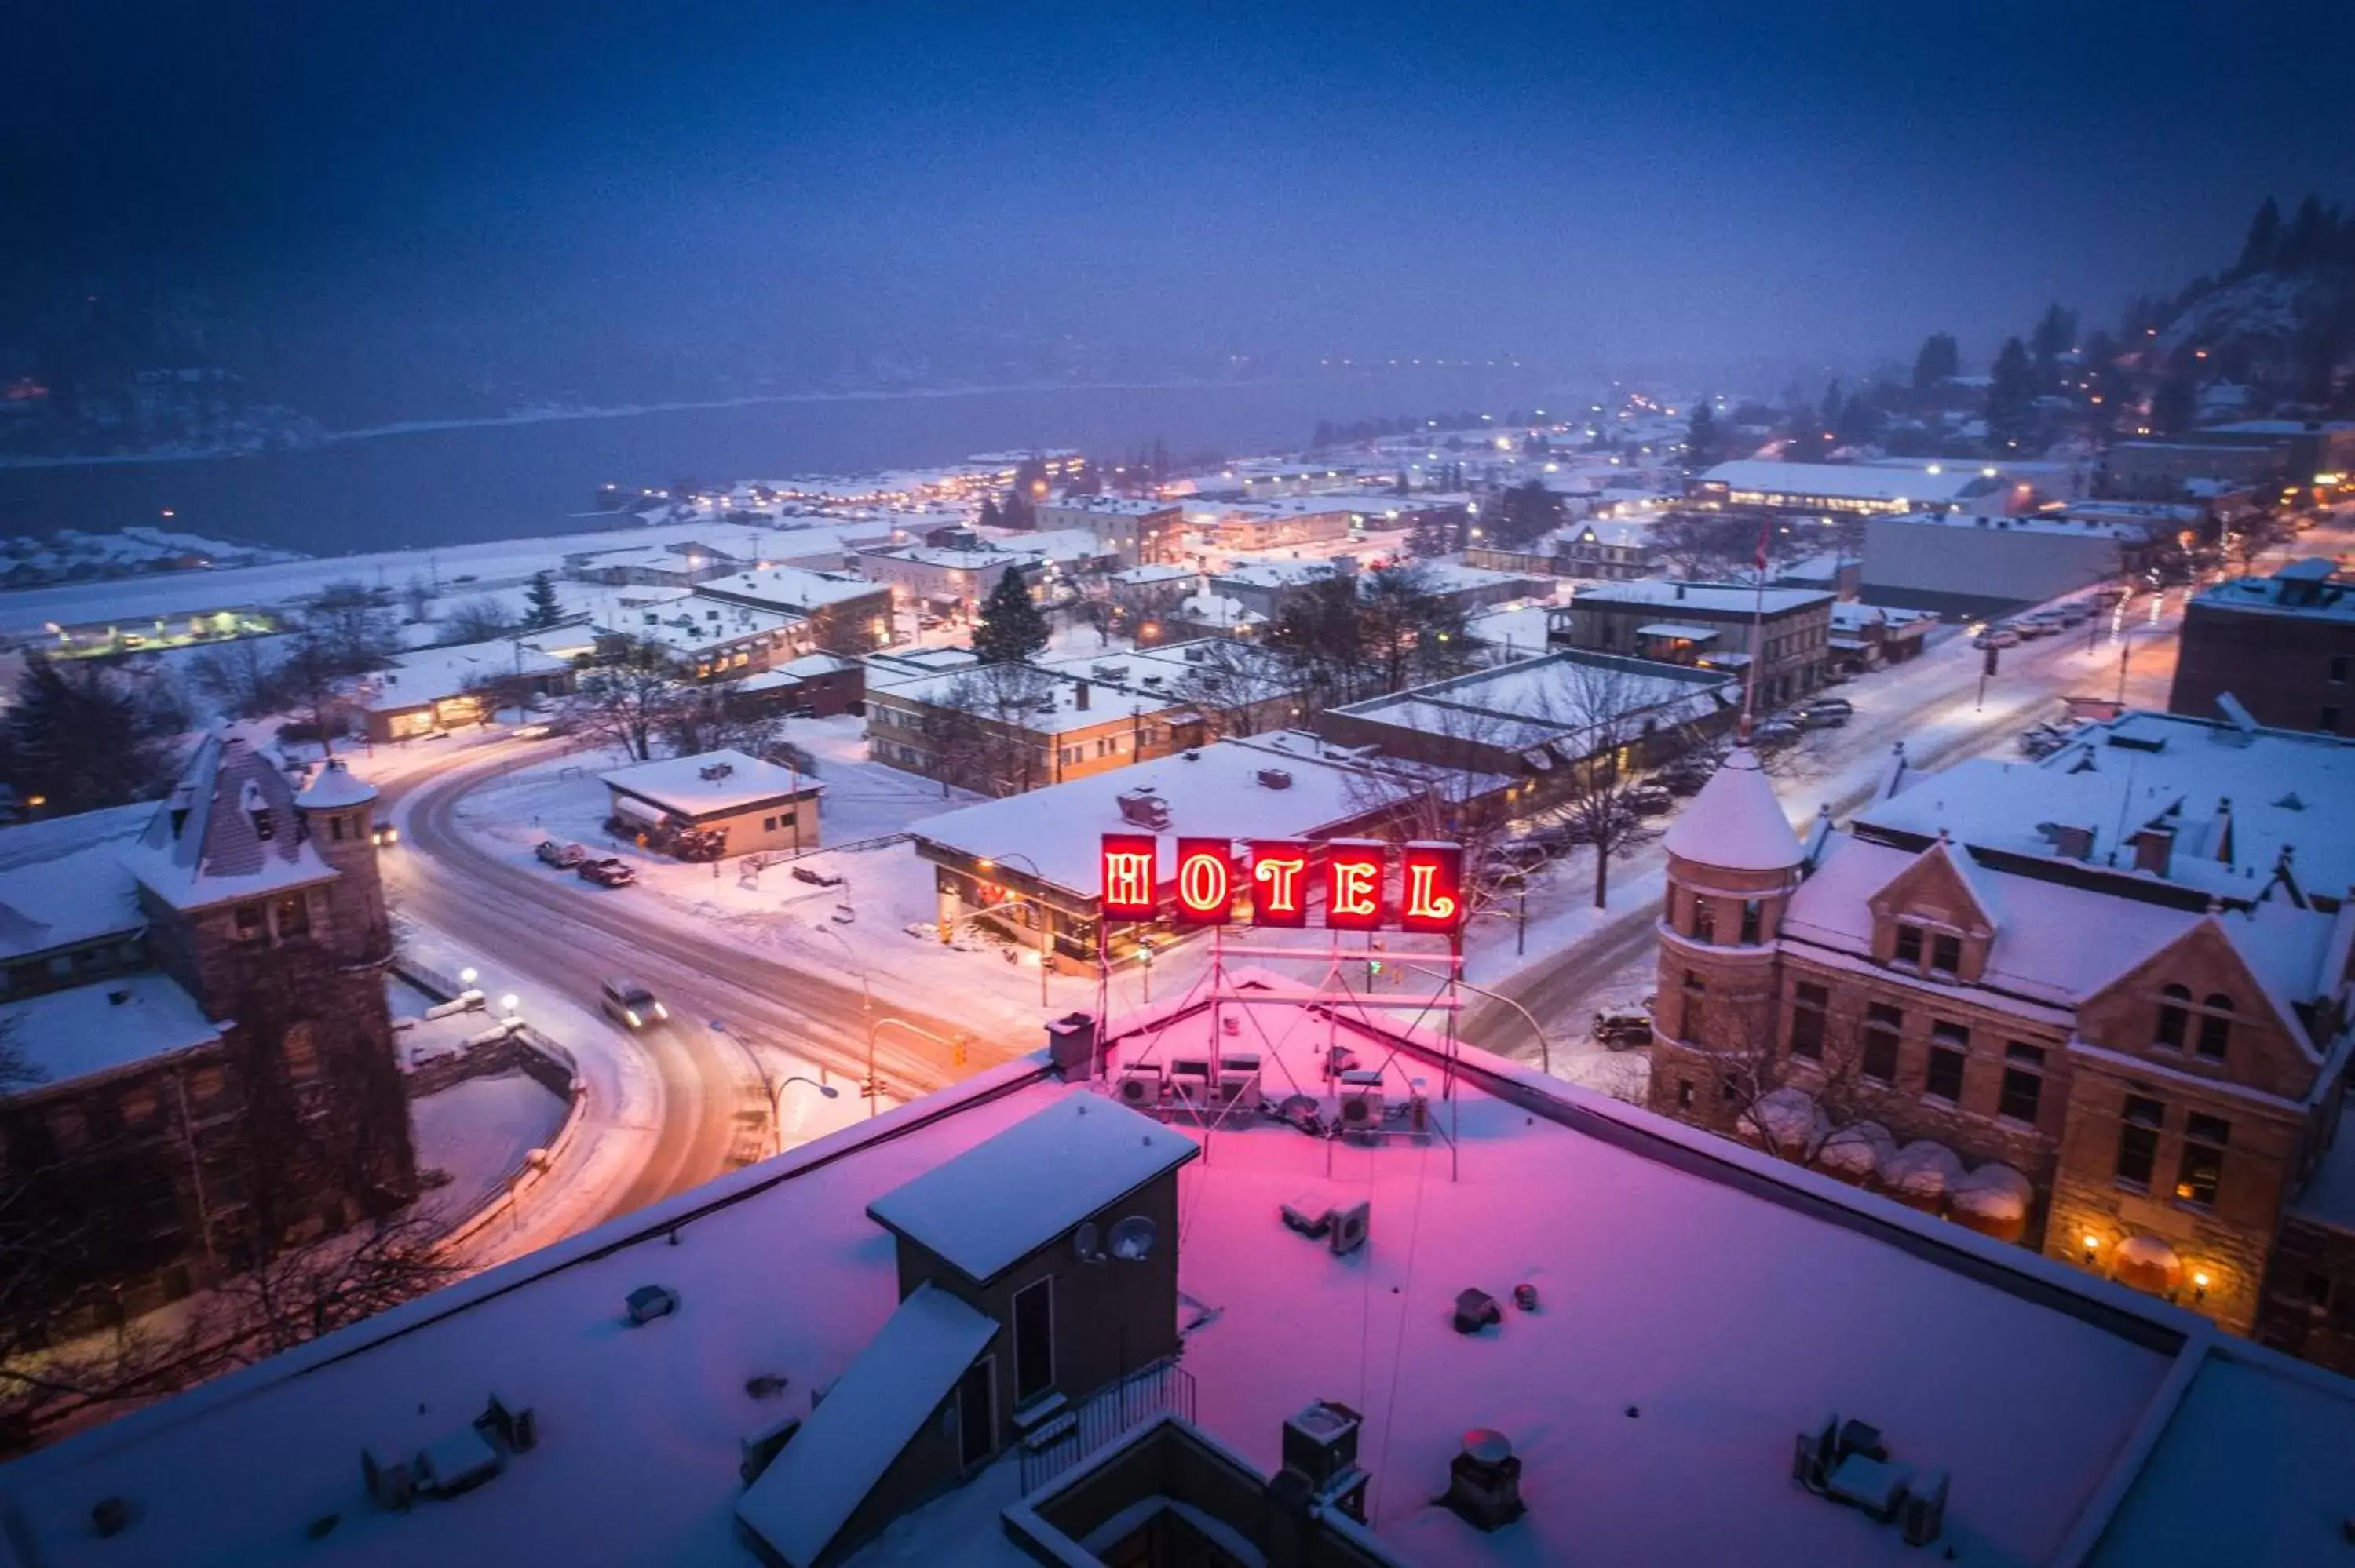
left=378, top=743, right=995, bottom=1221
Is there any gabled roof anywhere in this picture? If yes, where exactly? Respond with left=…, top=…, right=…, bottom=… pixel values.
left=1869, top=836, right=2002, bottom=938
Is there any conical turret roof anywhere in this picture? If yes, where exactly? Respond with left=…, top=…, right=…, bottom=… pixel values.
left=1661, top=748, right=1802, bottom=872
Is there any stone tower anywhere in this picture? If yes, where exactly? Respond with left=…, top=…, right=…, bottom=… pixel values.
left=294, top=759, right=392, bottom=966
left=1645, top=748, right=1806, bottom=1131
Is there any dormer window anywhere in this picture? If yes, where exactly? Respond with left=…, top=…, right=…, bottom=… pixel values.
left=1929, top=932, right=1962, bottom=975
left=1893, top=923, right=1923, bottom=967
left=2154, top=985, right=2192, bottom=1050
left=251, top=808, right=275, bottom=842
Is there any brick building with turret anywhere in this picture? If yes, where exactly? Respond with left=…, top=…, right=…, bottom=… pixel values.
left=1647, top=713, right=2355, bottom=1368
left=0, top=735, right=415, bottom=1329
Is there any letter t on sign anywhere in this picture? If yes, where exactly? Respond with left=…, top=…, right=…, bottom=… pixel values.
left=1247, top=841, right=1310, bottom=928
left=1100, top=834, right=1157, bottom=918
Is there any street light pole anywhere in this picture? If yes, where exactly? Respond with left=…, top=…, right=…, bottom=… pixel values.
left=809, top=924, right=878, bottom=1116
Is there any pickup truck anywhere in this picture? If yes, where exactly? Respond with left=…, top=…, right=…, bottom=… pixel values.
left=576, top=857, right=637, bottom=888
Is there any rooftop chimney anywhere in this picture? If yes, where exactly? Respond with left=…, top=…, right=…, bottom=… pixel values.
left=2132, top=824, right=2175, bottom=877
left=1074, top=679, right=1090, bottom=712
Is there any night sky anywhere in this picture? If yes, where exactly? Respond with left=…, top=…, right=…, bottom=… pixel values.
left=12, top=1, right=2355, bottom=381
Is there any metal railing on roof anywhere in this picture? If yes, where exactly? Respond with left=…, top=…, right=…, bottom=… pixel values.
left=1018, top=1357, right=1196, bottom=1493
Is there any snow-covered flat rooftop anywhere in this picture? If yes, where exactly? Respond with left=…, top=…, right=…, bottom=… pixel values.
left=364, top=639, right=572, bottom=711
left=699, top=566, right=885, bottom=611
left=0, top=970, right=219, bottom=1088
left=1701, top=459, right=1992, bottom=505
left=1568, top=578, right=1832, bottom=615
left=600, top=748, right=823, bottom=818
left=0, top=805, right=147, bottom=964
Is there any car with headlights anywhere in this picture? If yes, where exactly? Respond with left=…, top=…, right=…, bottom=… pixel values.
left=600, top=978, right=668, bottom=1030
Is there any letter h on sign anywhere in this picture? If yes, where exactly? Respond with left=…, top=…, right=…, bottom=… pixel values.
left=1174, top=838, right=1235, bottom=925
left=1100, top=834, right=1157, bottom=919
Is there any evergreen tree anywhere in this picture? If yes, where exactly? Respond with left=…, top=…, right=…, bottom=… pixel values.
left=978, top=495, right=1003, bottom=530
left=1481, top=480, right=1565, bottom=549
left=1984, top=337, right=2038, bottom=450
left=2030, top=303, right=2078, bottom=386
left=1835, top=392, right=1877, bottom=449
left=2150, top=377, right=2197, bottom=436
left=2236, top=196, right=2283, bottom=276
left=523, top=571, right=564, bottom=630
left=2281, top=194, right=2333, bottom=269
left=972, top=567, right=1050, bottom=665
left=999, top=489, right=1036, bottom=531
left=1911, top=333, right=1960, bottom=392
left=4, top=659, right=181, bottom=811
left=1684, top=402, right=1720, bottom=469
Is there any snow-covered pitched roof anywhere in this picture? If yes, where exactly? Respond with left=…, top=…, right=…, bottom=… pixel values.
left=866, top=1097, right=1196, bottom=1282
left=0, top=805, right=148, bottom=963
left=736, top=1282, right=999, bottom=1568
left=294, top=760, right=378, bottom=811
left=125, top=733, right=338, bottom=912
left=600, top=749, right=822, bottom=818
left=699, top=565, right=885, bottom=611
left=363, top=639, right=572, bottom=711
left=1663, top=748, right=1804, bottom=871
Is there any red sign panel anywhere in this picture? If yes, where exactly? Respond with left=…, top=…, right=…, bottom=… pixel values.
left=1247, top=840, right=1311, bottom=928
left=1398, top=841, right=1466, bottom=934
left=1099, top=833, right=1158, bottom=918
left=1322, top=841, right=1387, bottom=932
left=1173, top=838, right=1236, bottom=925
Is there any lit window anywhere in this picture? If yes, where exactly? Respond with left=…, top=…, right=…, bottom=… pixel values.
left=2175, top=1114, right=2229, bottom=1206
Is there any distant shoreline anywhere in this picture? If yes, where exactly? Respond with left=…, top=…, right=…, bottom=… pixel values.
left=0, top=376, right=1275, bottom=472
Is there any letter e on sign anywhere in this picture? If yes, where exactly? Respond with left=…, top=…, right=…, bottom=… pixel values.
left=1399, top=842, right=1464, bottom=935
left=1174, top=838, right=1234, bottom=925
left=1324, top=841, right=1386, bottom=932
left=1100, top=833, right=1157, bottom=918
left=1247, top=841, right=1309, bottom=928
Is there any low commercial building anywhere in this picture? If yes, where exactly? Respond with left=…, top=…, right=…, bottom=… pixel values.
left=1200, top=497, right=1360, bottom=551
left=2099, top=440, right=2286, bottom=503
left=2169, top=558, right=2355, bottom=735
left=1548, top=580, right=1835, bottom=709
left=1205, top=559, right=1349, bottom=622
left=1858, top=512, right=2149, bottom=619
left=1032, top=496, right=1185, bottom=566
left=562, top=540, right=741, bottom=587
left=696, top=566, right=895, bottom=655
left=1828, top=602, right=1934, bottom=673
left=593, top=591, right=805, bottom=682
left=1691, top=460, right=1999, bottom=516
left=1320, top=650, right=1735, bottom=800
left=854, top=544, right=1037, bottom=618
left=726, top=651, right=866, bottom=718
left=360, top=638, right=575, bottom=743
left=600, top=748, right=823, bottom=858
left=1557, top=518, right=1656, bottom=579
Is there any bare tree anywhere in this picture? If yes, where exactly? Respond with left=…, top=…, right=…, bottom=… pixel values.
left=1168, top=640, right=1305, bottom=738
left=187, top=636, right=294, bottom=719
left=568, top=638, right=685, bottom=762
left=301, top=581, right=400, bottom=675
left=205, top=1216, right=458, bottom=1359
left=442, top=596, right=519, bottom=644
left=663, top=682, right=783, bottom=758
left=1521, top=658, right=1704, bottom=909
left=928, top=664, right=1058, bottom=796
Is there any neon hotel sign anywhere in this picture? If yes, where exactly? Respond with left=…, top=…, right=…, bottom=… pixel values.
left=1099, top=836, right=1464, bottom=935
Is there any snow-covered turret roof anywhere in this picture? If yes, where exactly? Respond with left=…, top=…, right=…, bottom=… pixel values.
left=294, top=759, right=377, bottom=811
left=1662, top=748, right=1803, bottom=872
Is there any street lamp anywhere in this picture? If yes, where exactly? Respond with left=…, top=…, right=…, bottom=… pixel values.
left=499, top=994, right=520, bottom=1019
left=460, top=966, right=480, bottom=989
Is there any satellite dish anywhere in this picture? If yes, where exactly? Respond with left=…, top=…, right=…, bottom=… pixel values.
left=1108, top=1216, right=1158, bottom=1263
left=1072, top=1221, right=1103, bottom=1264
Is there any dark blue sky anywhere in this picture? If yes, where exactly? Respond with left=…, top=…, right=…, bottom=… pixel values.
left=13, top=1, right=2355, bottom=383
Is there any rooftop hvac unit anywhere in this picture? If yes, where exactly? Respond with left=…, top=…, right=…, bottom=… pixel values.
left=625, top=1284, right=679, bottom=1326
left=1327, top=1199, right=1370, bottom=1256
left=1115, top=789, right=1172, bottom=830
left=1115, top=1068, right=1165, bottom=1110
left=1214, top=1071, right=1264, bottom=1115
left=1900, top=1470, right=1949, bottom=1546
left=698, top=762, right=735, bottom=782
left=1281, top=1400, right=1364, bottom=1489
left=1442, top=1428, right=1526, bottom=1531
left=360, top=1448, right=414, bottom=1512
left=1256, top=768, right=1294, bottom=790
left=1338, top=1071, right=1385, bottom=1132
left=1280, top=1194, right=1332, bottom=1236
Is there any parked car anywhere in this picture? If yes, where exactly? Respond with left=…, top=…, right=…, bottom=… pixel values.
left=1484, top=838, right=1554, bottom=875
left=2010, top=617, right=2057, bottom=639
left=1621, top=785, right=1675, bottom=815
left=600, top=977, right=667, bottom=1030
left=1655, top=755, right=1718, bottom=796
left=1797, top=706, right=1849, bottom=730
left=537, top=840, right=587, bottom=868
left=1751, top=717, right=1804, bottom=747
left=577, top=857, right=637, bottom=888
left=1592, top=1002, right=1655, bottom=1050
left=1973, top=628, right=2020, bottom=649
left=1801, top=696, right=1854, bottom=718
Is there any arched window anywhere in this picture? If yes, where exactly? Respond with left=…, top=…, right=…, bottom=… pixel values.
left=2196, top=994, right=2234, bottom=1062
left=2154, top=984, right=2191, bottom=1049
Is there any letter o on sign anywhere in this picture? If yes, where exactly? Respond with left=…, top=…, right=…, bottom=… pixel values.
left=1174, top=838, right=1234, bottom=925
